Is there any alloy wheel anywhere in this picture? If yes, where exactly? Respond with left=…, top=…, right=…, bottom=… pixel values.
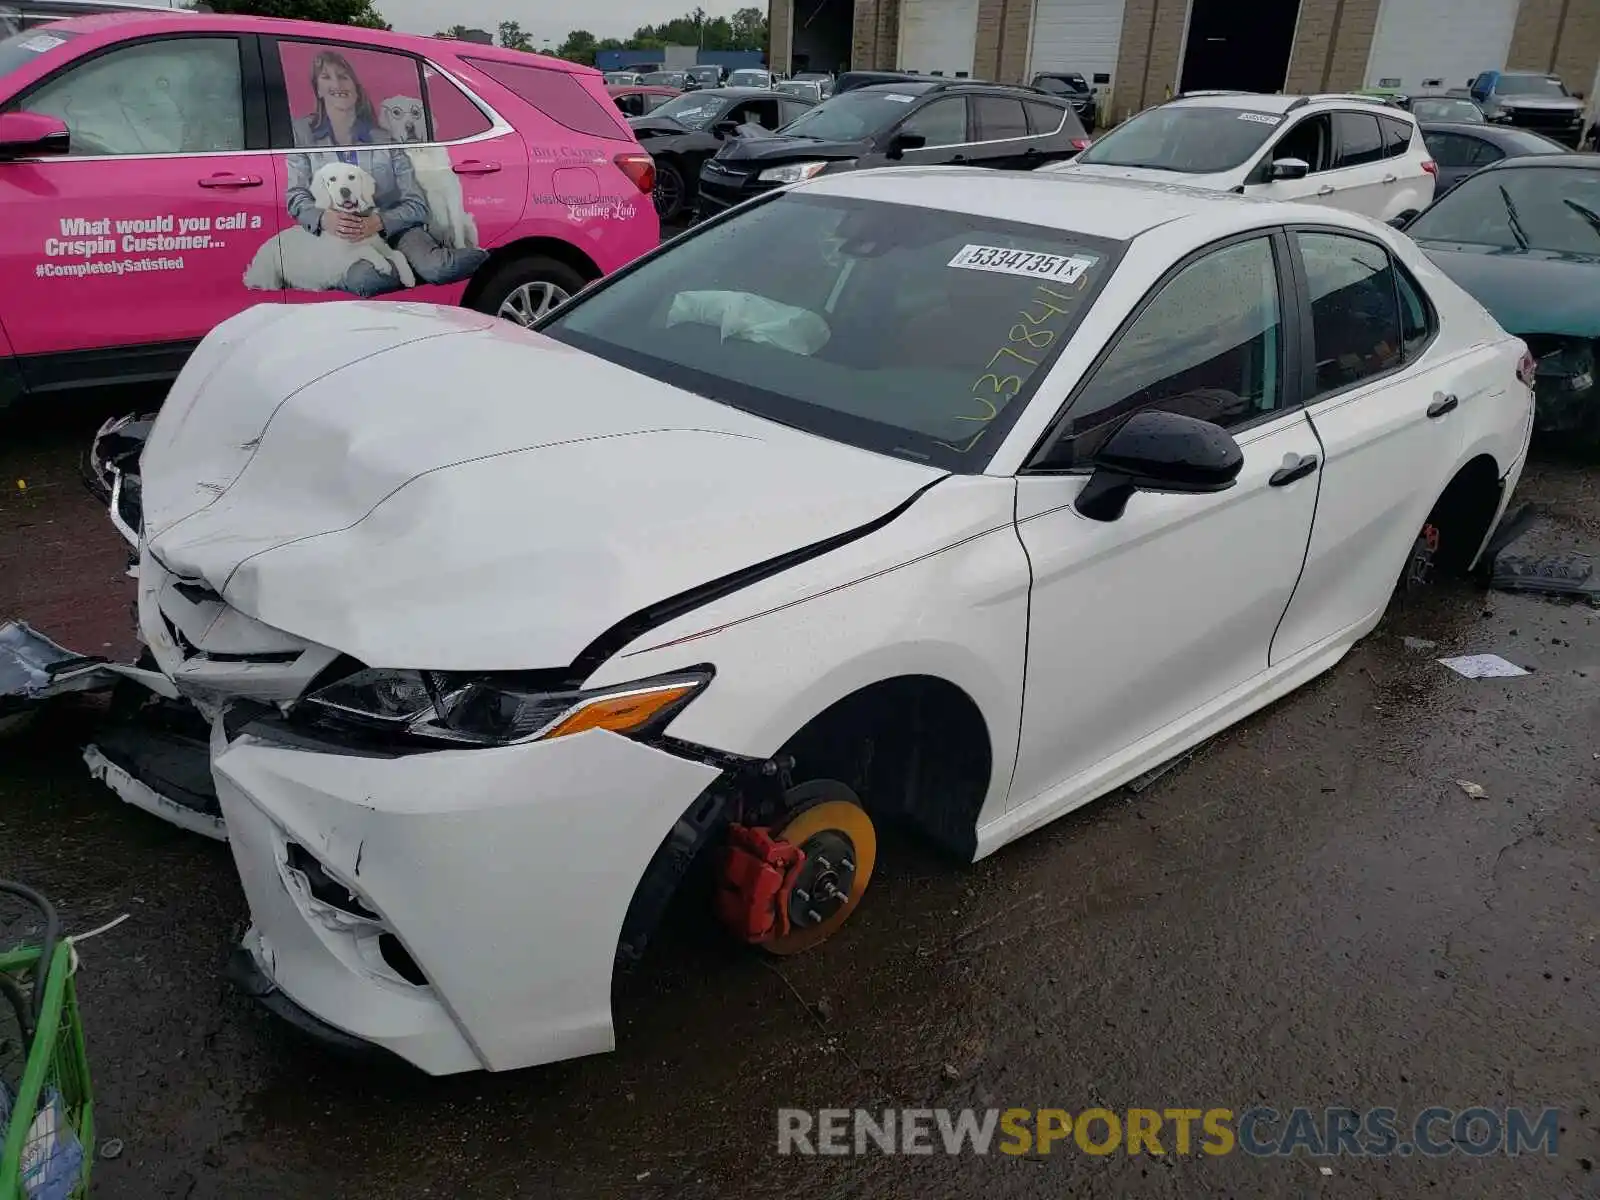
left=497, top=281, right=570, bottom=327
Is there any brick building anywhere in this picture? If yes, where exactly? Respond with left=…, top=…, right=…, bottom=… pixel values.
left=771, top=0, right=1600, bottom=127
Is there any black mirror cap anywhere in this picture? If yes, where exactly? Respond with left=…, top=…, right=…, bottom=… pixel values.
left=1074, top=410, right=1243, bottom=521
left=1269, top=156, right=1310, bottom=181
left=885, top=131, right=927, bottom=159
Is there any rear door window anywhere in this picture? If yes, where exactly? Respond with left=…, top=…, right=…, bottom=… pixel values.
left=424, top=64, right=492, bottom=140
left=277, top=41, right=425, bottom=147
left=1332, top=111, right=1384, bottom=167
left=1024, top=100, right=1063, bottom=135
left=973, top=95, right=1027, bottom=141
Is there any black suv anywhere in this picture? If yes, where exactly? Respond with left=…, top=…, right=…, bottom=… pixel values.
left=695, top=81, right=1089, bottom=220
left=1030, top=71, right=1097, bottom=132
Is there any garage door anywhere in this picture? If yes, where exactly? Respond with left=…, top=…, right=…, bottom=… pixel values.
left=897, top=0, right=979, bottom=77
left=1027, top=0, right=1126, bottom=89
left=1364, top=0, right=1518, bottom=93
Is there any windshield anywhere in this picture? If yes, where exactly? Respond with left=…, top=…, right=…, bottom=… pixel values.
left=646, top=92, right=729, bottom=128
left=541, top=193, right=1123, bottom=470
left=1408, top=165, right=1600, bottom=255
left=1035, top=75, right=1087, bottom=94
left=688, top=67, right=719, bottom=82
left=1498, top=74, right=1568, bottom=99
left=642, top=71, right=684, bottom=87
left=0, top=24, right=78, bottom=80
left=777, top=80, right=818, bottom=99
left=1078, top=104, right=1281, bottom=173
left=779, top=87, right=929, bottom=140
left=729, top=70, right=768, bottom=86
left=1410, top=97, right=1485, bottom=124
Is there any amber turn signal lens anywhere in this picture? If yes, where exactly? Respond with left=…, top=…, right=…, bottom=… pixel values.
left=541, top=682, right=699, bottom=740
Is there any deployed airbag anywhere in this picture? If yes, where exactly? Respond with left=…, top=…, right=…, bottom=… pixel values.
left=666, top=290, right=831, bottom=355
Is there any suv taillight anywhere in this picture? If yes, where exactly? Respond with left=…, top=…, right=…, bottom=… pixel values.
left=1516, top=348, right=1537, bottom=389
left=1071, top=137, right=1092, bottom=151
left=614, top=151, right=655, bottom=195
left=1421, top=159, right=1437, bottom=176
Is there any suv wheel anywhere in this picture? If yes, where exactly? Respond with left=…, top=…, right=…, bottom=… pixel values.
left=653, top=159, right=688, bottom=221
left=472, top=256, right=588, bottom=327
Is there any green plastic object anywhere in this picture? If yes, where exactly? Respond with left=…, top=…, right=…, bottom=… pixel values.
left=0, top=942, right=95, bottom=1200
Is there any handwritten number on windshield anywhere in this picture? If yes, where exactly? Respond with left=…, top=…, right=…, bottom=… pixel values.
left=937, top=279, right=1089, bottom=454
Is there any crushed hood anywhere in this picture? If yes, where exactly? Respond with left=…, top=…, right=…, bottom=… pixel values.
left=142, top=303, right=944, bottom=672
left=715, top=134, right=870, bottom=164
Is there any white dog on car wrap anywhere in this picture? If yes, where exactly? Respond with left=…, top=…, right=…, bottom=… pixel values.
left=242, top=161, right=416, bottom=292
left=378, top=95, right=479, bottom=251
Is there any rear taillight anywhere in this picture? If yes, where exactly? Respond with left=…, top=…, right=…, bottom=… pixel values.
left=614, top=151, right=655, bottom=195
left=1071, top=137, right=1092, bottom=151
left=1421, top=159, right=1437, bottom=176
left=1516, top=348, right=1537, bottom=389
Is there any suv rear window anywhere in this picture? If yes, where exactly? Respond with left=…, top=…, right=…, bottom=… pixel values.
left=777, top=86, right=936, bottom=141
left=1379, top=114, right=1412, bottom=157
left=542, top=192, right=1126, bottom=470
left=465, top=56, right=625, bottom=139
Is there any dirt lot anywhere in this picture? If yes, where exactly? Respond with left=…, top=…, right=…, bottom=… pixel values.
left=2, top=392, right=1597, bottom=1199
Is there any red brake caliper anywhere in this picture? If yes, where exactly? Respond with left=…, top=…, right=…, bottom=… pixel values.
left=713, top=823, right=806, bottom=944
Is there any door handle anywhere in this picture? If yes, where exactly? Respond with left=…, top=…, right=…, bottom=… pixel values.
left=1427, top=392, right=1459, bottom=418
left=950, top=154, right=967, bottom=163
left=1315, top=184, right=1336, bottom=196
left=197, top=173, right=262, bottom=188
left=1269, top=454, right=1319, bottom=487
left=1382, top=173, right=1398, bottom=183
left=452, top=160, right=501, bottom=175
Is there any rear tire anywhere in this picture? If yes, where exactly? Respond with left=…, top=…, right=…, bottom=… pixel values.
left=471, top=256, right=588, bottom=327
left=652, top=159, right=688, bottom=222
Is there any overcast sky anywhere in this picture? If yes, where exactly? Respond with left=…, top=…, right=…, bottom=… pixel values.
left=371, top=0, right=742, bottom=45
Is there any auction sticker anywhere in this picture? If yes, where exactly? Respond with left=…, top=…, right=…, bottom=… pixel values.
left=948, top=244, right=1098, bottom=282
left=882, top=93, right=917, bottom=103
left=1236, top=111, right=1282, bottom=125
left=19, top=33, right=66, bottom=52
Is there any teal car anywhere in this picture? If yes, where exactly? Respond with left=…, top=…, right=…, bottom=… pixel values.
left=1405, top=154, right=1600, bottom=443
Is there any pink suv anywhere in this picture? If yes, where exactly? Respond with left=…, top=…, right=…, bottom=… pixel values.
left=0, top=12, right=658, bottom=409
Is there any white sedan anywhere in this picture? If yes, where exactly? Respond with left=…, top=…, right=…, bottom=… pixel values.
left=128, top=167, right=1533, bottom=1074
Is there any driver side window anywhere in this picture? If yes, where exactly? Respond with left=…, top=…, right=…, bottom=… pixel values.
left=729, top=98, right=781, bottom=128
left=1051, top=236, right=1285, bottom=467
left=20, top=37, right=246, bottom=155
left=1268, top=113, right=1332, bottom=174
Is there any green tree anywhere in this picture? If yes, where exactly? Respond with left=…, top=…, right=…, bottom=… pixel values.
left=558, top=28, right=599, bottom=65
left=729, top=6, right=765, bottom=49
left=206, top=0, right=388, bottom=27
left=497, top=19, right=533, bottom=50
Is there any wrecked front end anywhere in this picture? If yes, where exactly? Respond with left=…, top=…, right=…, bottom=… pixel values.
left=1521, top=334, right=1599, bottom=441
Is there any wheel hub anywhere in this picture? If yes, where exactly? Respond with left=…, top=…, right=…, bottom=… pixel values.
left=785, top=830, right=857, bottom=929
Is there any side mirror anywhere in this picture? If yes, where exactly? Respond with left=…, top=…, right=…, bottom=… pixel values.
left=1268, top=156, right=1310, bottom=181
left=1073, top=410, right=1244, bottom=522
left=712, top=119, right=740, bottom=137
left=0, top=112, right=70, bottom=160
left=1387, top=213, right=1412, bottom=229
left=884, top=131, right=926, bottom=160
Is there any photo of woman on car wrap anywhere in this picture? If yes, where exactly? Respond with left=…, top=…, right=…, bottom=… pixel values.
left=242, top=49, right=488, bottom=296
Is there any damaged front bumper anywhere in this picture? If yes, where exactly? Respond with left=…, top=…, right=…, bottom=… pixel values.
left=212, top=711, right=722, bottom=1074
left=1530, top=339, right=1598, bottom=438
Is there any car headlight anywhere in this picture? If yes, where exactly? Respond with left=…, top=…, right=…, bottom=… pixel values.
left=299, top=666, right=712, bottom=747
left=758, top=160, right=838, bottom=184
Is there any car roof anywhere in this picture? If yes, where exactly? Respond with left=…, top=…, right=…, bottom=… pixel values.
left=691, top=86, right=784, bottom=98
left=33, top=10, right=602, bottom=72
left=798, top=167, right=1379, bottom=241
left=1477, top=152, right=1600, bottom=171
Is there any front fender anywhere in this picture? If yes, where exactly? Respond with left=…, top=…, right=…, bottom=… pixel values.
left=583, top=476, right=1031, bottom=832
